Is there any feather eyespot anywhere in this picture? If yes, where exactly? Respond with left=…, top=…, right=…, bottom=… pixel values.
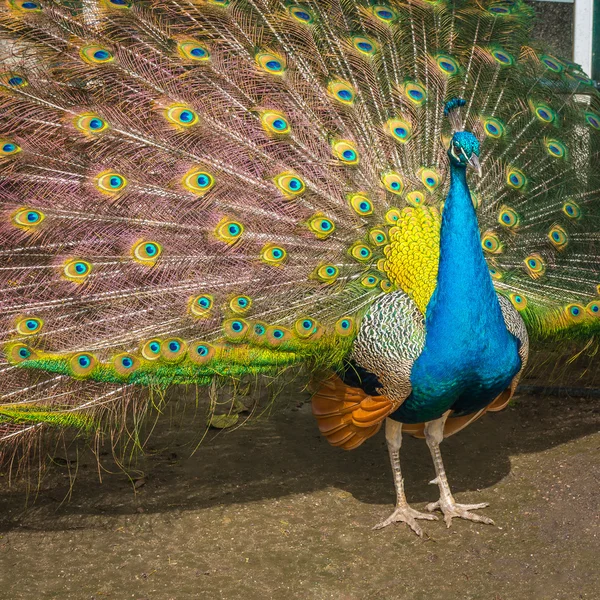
left=371, top=5, right=396, bottom=22
left=584, top=112, right=600, bottom=130
left=532, top=103, right=557, bottom=124
left=327, top=80, right=355, bottom=105
left=419, top=168, right=440, bottom=192
left=214, top=218, right=244, bottom=244
left=586, top=302, right=600, bottom=318
left=386, top=118, right=412, bottom=143
left=498, top=206, right=520, bottom=228
left=182, top=168, right=215, bottom=195
left=6, top=343, right=36, bottom=364
left=545, top=139, right=567, bottom=159
left=223, top=318, right=249, bottom=339
left=332, top=140, right=359, bottom=164
left=94, top=171, right=127, bottom=194
left=565, top=304, right=585, bottom=321
left=229, top=295, right=251, bottom=314
left=562, top=200, right=581, bottom=219
left=114, top=353, right=139, bottom=376
left=488, top=3, right=514, bottom=15
left=509, top=293, right=527, bottom=311
left=70, top=353, right=97, bottom=377
left=506, top=168, right=527, bottom=190
left=288, top=5, right=315, bottom=24
left=80, top=45, right=114, bottom=64
left=361, top=273, right=380, bottom=289
left=381, top=172, right=404, bottom=195
left=352, top=36, right=377, bottom=56
left=312, top=264, right=339, bottom=284
left=482, top=117, right=506, bottom=138
left=189, top=342, right=215, bottom=365
left=540, top=54, right=563, bottom=73
left=565, top=65, right=593, bottom=85
left=251, top=322, right=267, bottom=338
left=489, top=267, right=503, bottom=281
left=380, top=279, right=393, bottom=292
left=307, top=214, right=335, bottom=238
left=406, top=191, right=426, bottom=207
left=548, top=225, right=568, bottom=250
left=189, top=294, right=214, bottom=318
left=490, top=48, right=514, bottom=66
left=294, top=318, right=319, bottom=338
left=177, top=40, right=210, bottom=61
left=106, top=0, right=132, bottom=8
left=260, top=110, right=290, bottom=135
left=260, top=243, right=287, bottom=265
left=162, top=338, right=187, bottom=361
left=256, top=51, right=287, bottom=75
left=369, top=228, right=388, bottom=246
left=481, top=232, right=503, bottom=254
left=164, top=104, right=199, bottom=127
left=403, top=82, right=427, bottom=106
left=524, top=253, right=546, bottom=279
left=266, top=326, right=293, bottom=345
left=349, top=242, right=373, bottom=262
left=1, top=72, right=27, bottom=87
left=348, top=194, right=373, bottom=216
left=16, top=316, right=43, bottom=336
left=131, top=240, right=162, bottom=265
left=435, top=54, right=459, bottom=75
left=10, top=1, right=42, bottom=11
left=1, top=139, right=21, bottom=156
left=273, top=172, right=305, bottom=198
left=75, top=113, right=109, bottom=135
left=63, top=259, right=92, bottom=282
left=12, top=207, right=44, bottom=229
left=335, top=317, right=355, bottom=336
left=385, top=208, right=401, bottom=224
left=141, top=339, right=162, bottom=361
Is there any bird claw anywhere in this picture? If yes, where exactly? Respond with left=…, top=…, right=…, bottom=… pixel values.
left=373, top=505, right=438, bottom=536
left=426, top=499, right=494, bottom=528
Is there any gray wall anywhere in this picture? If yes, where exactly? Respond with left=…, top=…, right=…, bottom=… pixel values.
left=526, top=0, right=574, bottom=60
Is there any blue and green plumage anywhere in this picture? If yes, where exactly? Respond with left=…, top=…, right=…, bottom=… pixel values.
left=394, top=131, right=522, bottom=424
left=0, top=0, right=598, bottom=471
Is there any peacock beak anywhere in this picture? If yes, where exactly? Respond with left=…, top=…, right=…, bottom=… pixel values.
left=467, top=154, right=482, bottom=177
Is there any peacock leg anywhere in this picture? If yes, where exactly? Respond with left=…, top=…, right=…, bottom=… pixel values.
left=373, top=418, right=438, bottom=535
left=424, top=414, right=494, bottom=528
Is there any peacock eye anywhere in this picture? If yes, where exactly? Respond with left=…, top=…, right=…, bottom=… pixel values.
left=131, top=240, right=163, bottom=265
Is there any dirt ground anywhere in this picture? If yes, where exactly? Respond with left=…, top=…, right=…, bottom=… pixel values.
left=0, top=381, right=599, bottom=600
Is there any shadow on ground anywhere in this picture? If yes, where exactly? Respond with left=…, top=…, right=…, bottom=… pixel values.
left=1, top=379, right=599, bottom=600
left=0, top=383, right=598, bottom=527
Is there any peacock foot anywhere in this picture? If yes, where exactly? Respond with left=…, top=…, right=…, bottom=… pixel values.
left=373, top=505, right=438, bottom=536
left=426, top=499, right=494, bottom=528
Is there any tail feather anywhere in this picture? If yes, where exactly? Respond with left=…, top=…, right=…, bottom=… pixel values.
left=0, top=0, right=598, bottom=456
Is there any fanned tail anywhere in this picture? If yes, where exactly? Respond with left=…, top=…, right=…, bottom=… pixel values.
left=0, top=0, right=598, bottom=461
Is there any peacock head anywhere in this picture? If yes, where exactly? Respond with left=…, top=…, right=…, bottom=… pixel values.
left=448, top=131, right=481, bottom=175
left=444, top=97, right=482, bottom=175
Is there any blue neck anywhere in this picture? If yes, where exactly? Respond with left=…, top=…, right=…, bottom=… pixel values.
left=424, top=163, right=508, bottom=347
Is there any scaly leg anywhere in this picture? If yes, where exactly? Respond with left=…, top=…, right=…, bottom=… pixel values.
left=373, top=418, right=438, bottom=536
left=424, top=413, right=494, bottom=528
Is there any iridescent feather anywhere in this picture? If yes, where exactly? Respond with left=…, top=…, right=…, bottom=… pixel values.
left=0, top=0, right=598, bottom=458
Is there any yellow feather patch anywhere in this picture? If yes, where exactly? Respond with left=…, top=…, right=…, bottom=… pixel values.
left=381, top=207, right=441, bottom=313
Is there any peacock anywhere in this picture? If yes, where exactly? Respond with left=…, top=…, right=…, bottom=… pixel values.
left=0, top=0, right=599, bottom=536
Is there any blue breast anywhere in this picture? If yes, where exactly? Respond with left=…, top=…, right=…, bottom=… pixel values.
left=391, top=322, right=521, bottom=424
left=390, top=162, right=522, bottom=424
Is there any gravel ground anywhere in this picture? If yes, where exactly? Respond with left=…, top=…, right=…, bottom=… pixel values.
left=0, top=383, right=598, bottom=600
